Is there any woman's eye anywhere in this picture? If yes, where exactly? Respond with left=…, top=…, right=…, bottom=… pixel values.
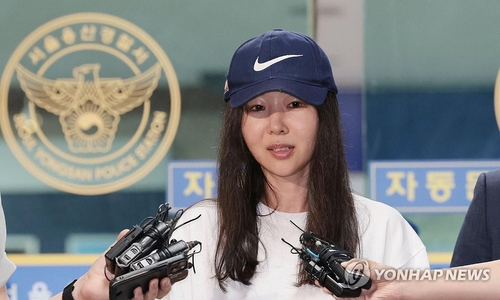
left=250, top=105, right=264, bottom=111
left=289, top=101, right=304, bottom=108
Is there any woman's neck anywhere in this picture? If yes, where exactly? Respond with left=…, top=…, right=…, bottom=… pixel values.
left=263, top=175, right=309, bottom=213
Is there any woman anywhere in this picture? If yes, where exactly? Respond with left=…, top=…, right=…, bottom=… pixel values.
left=161, top=29, right=428, bottom=299
left=53, top=29, right=429, bottom=300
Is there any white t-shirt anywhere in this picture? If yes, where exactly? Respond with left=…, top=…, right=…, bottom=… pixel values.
left=164, top=194, right=429, bottom=300
left=0, top=195, right=16, bottom=287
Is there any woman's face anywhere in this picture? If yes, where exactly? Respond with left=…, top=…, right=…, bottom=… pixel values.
left=241, top=91, right=319, bottom=180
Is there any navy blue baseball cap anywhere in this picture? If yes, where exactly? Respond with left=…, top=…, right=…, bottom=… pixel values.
left=223, top=29, right=337, bottom=108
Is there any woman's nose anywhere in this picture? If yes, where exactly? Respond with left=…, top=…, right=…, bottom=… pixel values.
left=268, top=112, right=289, bottom=135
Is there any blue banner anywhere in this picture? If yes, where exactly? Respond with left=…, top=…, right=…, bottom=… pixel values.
left=6, top=255, right=94, bottom=300
left=167, top=160, right=217, bottom=209
left=369, top=160, right=500, bottom=212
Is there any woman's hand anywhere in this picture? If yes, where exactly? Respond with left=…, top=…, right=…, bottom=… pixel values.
left=51, top=230, right=172, bottom=300
left=130, top=277, right=171, bottom=300
left=315, top=259, right=404, bottom=300
left=346, top=259, right=403, bottom=300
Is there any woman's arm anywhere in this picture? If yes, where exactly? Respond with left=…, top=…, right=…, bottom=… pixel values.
left=0, top=286, right=8, bottom=300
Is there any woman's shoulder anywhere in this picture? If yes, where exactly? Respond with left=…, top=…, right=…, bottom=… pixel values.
left=353, top=193, right=408, bottom=226
left=170, top=199, right=218, bottom=240
left=175, top=198, right=218, bottom=223
left=186, top=198, right=217, bottom=211
left=353, top=193, right=400, bottom=215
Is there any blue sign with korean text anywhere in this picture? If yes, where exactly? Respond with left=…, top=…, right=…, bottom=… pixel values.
left=167, top=160, right=218, bottom=209
left=7, top=265, right=89, bottom=300
left=369, top=161, right=500, bottom=213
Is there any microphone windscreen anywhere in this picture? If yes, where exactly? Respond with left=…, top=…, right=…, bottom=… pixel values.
left=301, top=232, right=315, bottom=242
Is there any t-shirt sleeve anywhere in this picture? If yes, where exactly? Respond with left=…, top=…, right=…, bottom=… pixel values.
left=356, top=195, right=430, bottom=270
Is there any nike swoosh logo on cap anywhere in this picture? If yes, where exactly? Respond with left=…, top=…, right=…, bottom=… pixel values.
left=253, top=54, right=303, bottom=72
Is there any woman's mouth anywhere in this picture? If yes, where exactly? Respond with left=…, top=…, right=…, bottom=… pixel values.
left=268, top=145, right=294, bottom=159
left=270, top=146, right=292, bottom=152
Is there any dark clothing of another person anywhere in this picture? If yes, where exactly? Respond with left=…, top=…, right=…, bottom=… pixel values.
left=451, top=168, right=500, bottom=267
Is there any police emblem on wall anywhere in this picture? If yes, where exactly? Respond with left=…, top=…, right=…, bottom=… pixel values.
left=0, top=13, right=181, bottom=195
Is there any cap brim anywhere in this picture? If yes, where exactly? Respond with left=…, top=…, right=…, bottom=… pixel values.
left=227, top=78, right=330, bottom=108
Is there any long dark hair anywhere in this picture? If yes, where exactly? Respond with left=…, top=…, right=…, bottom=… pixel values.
left=214, top=92, right=359, bottom=290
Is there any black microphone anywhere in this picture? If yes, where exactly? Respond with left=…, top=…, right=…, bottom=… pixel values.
left=130, top=240, right=201, bottom=271
left=116, top=220, right=171, bottom=269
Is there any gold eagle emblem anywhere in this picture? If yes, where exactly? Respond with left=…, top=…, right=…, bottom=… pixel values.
left=16, top=63, right=161, bottom=153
